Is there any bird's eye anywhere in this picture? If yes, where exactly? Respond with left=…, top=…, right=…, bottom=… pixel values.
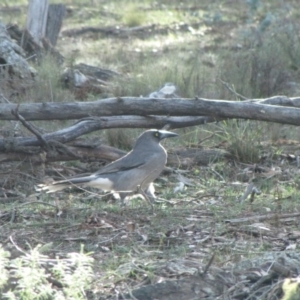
left=154, top=132, right=159, bottom=137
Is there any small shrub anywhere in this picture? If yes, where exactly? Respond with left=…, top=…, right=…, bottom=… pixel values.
left=106, top=128, right=134, bottom=150
left=219, top=120, right=261, bottom=163
left=219, top=19, right=300, bottom=99
left=20, top=54, right=72, bottom=103
left=0, top=244, right=94, bottom=300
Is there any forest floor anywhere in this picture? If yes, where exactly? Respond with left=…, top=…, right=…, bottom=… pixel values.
left=1, top=0, right=300, bottom=299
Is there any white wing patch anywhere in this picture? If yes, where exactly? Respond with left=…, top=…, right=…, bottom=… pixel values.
left=85, top=177, right=114, bottom=190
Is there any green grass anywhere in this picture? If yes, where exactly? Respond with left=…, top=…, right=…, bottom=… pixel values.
left=122, top=4, right=146, bottom=27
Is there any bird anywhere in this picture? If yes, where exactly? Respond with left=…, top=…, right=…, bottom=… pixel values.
left=36, top=129, right=178, bottom=207
left=148, top=82, right=179, bottom=99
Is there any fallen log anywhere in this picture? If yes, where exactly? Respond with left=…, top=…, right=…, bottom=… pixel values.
left=1, top=96, right=300, bottom=125
left=0, top=116, right=217, bottom=152
left=0, top=141, right=229, bottom=168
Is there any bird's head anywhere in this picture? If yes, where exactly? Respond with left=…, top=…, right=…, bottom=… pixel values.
left=150, top=129, right=178, bottom=141
left=134, top=129, right=178, bottom=149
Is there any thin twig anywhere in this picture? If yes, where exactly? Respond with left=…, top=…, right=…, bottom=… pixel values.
left=239, top=182, right=254, bottom=203
left=201, top=252, right=215, bottom=276
left=219, top=78, right=248, bottom=100
left=9, top=235, right=28, bottom=255
left=49, top=140, right=80, bottom=159
left=11, top=106, right=50, bottom=150
left=97, top=232, right=123, bottom=244
left=209, top=168, right=225, bottom=182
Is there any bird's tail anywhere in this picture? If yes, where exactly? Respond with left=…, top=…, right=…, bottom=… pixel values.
left=36, top=177, right=92, bottom=193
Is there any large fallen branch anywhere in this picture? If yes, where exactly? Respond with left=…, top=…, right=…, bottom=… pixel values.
left=0, top=144, right=126, bottom=164
left=0, top=142, right=228, bottom=167
left=61, top=22, right=203, bottom=38
left=0, top=95, right=299, bottom=168
left=0, top=115, right=229, bottom=167
left=1, top=96, right=300, bottom=124
left=0, top=115, right=230, bottom=166
left=0, top=116, right=216, bottom=151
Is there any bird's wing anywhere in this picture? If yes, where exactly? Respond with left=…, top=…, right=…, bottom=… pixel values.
left=94, top=152, right=147, bottom=175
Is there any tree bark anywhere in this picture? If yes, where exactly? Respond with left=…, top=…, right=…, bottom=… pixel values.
left=2, top=96, right=300, bottom=125
left=26, top=0, right=49, bottom=46
left=46, top=4, right=66, bottom=46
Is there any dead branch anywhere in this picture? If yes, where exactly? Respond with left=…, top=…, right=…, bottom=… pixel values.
left=225, top=212, right=300, bottom=224
left=61, top=22, right=204, bottom=38
left=11, top=107, right=50, bottom=150
left=1, top=96, right=300, bottom=125
left=0, top=142, right=228, bottom=168
left=0, top=116, right=218, bottom=152
left=219, top=79, right=248, bottom=100
left=0, top=141, right=126, bottom=164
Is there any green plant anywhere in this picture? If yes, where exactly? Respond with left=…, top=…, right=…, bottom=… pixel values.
left=218, top=17, right=300, bottom=99
left=105, top=128, right=135, bottom=150
left=0, top=247, right=10, bottom=290
left=21, top=54, right=72, bottom=103
left=219, top=120, right=261, bottom=163
left=0, top=244, right=94, bottom=300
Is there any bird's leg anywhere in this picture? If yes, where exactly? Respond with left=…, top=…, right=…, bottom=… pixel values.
left=119, top=192, right=128, bottom=207
left=137, top=185, right=154, bottom=214
left=144, top=183, right=156, bottom=203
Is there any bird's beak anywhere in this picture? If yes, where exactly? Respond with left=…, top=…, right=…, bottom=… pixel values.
left=159, top=130, right=178, bottom=140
